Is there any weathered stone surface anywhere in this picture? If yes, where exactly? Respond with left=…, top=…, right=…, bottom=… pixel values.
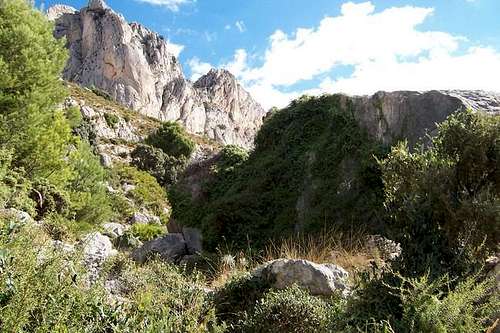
left=0, top=208, right=35, bottom=226
left=49, top=0, right=265, bottom=148
left=130, top=211, right=161, bottom=225
left=103, top=223, right=129, bottom=239
left=182, top=227, right=202, bottom=254
left=366, top=235, right=402, bottom=261
left=131, top=233, right=187, bottom=264
left=252, top=259, right=350, bottom=297
left=347, top=90, right=500, bottom=147
left=81, top=232, right=117, bottom=282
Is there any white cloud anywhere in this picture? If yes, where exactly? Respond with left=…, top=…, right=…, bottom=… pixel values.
left=135, top=0, right=194, bottom=12
left=187, top=57, right=213, bottom=81
left=224, top=24, right=231, bottom=30
left=215, top=1, right=500, bottom=109
left=235, top=20, right=246, bottom=33
left=165, top=40, right=184, bottom=57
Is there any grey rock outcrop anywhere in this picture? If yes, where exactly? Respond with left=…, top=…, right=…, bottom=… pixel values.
left=252, top=259, right=350, bottom=297
left=132, top=233, right=187, bottom=264
left=347, top=90, right=500, bottom=147
left=49, top=0, right=265, bottom=148
left=81, top=232, right=117, bottom=282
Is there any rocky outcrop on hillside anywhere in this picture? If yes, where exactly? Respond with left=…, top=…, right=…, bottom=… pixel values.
left=49, top=0, right=265, bottom=148
left=348, top=90, right=500, bottom=147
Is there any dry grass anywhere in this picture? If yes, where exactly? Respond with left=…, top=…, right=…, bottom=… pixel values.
left=263, top=228, right=381, bottom=275
left=207, top=228, right=383, bottom=287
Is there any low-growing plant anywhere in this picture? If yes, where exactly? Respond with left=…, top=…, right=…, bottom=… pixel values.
left=212, top=272, right=272, bottom=328
left=240, top=285, right=338, bottom=333
left=130, top=223, right=166, bottom=241
left=104, top=113, right=120, bottom=129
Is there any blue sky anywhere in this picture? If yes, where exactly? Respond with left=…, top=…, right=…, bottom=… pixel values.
left=38, top=0, right=500, bottom=108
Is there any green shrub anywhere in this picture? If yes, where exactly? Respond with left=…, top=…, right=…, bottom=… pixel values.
left=112, top=259, right=225, bottom=332
left=212, top=272, right=272, bottom=327
left=104, top=113, right=120, bottom=129
left=67, top=141, right=112, bottom=226
left=380, top=110, right=499, bottom=278
left=89, top=85, right=112, bottom=101
left=131, top=143, right=187, bottom=186
left=111, top=164, right=169, bottom=222
left=240, top=285, right=336, bottom=333
left=145, top=121, right=196, bottom=158
left=396, top=274, right=499, bottom=333
left=171, top=95, right=387, bottom=250
left=130, top=223, right=166, bottom=241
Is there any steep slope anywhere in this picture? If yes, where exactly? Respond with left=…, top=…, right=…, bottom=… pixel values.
left=171, top=91, right=500, bottom=249
left=48, top=0, right=265, bottom=148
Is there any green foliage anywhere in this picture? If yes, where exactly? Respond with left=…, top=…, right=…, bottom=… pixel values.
left=240, top=285, right=337, bottom=333
left=131, top=143, right=187, bottom=186
left=171, top=95, right=387, bottom=250
left=380, top=110, right=499, bottom=277
left=212, top=272, right=272, bottom=327
left=89, top=85, right=112, bottom=101
left=0, top=0, right=72, bottom=186
left=145, top=121, right=196, bottom=158
left=107, top=257, right=225, bottom=332
left=0, top=222, right=224, bottom=332
left=111, top=164, right=169, bottom=223
left=130, top=223, right=166, bottom=241
left=66, top=141, right=112, bottom=226
left=104, top=112, right=120, bottom=129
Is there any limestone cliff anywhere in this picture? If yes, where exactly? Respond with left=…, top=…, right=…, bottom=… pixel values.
left=49, top=0, right=265, bottom=148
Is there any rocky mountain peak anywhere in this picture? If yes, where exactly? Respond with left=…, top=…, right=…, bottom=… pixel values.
left=88, top=0, right=109, bottom=11
left=48, top=1, right=265, bottom=149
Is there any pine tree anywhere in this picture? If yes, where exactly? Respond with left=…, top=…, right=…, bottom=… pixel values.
left=0, top=0, right=71, bottom=185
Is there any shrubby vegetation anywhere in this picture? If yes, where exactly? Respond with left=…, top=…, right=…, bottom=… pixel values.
left=131, top=143, right=187, bottom=186
left=145, top=121, right=196, bottom=159
left=0, top=1, right=498, bottom=332
left=110, top=164, right=170, bottom=223
left=171, top=95, right=388, bottom=250
left=380, top=109, right=499, bottom=278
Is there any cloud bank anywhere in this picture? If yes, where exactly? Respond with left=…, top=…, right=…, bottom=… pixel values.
left=188, top=1, right=500, bottom=109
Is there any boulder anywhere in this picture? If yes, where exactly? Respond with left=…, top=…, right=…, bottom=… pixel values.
left=130, top=211, right=161, bottom=225
left=366, top=235, right=402, bottom=261
left=252, top=259, right=350, bottom=297
left=103, top=223, right=129, bottom=239
left=132, top=233, right=187, bottom=264
left=81, top=232, right=117, bottom=282
left=182, top=227, right=203, bottom=254
left=0, top=208, right=36, bottom=226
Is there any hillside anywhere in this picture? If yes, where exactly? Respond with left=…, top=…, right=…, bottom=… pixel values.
left=0, top=1, right=498, bottom=332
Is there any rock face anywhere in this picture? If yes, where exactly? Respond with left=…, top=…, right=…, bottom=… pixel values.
left=49, top=0, right=265, bottom=148
left=347, top=90, right=500, bottom=147
left=252, top=259, right=350, bottom=297
left=132, top=233, right=187, bottom=264
left=81, top=232, right=117, bottom=282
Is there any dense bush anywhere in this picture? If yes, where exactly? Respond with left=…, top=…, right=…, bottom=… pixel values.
left=342, top=270, right=499, bottom=332
left=145, top=121, right=196, bottom=159
left=171, top=95, right=387, bottom=250
left=380, top=110, right=499, bottom=278
left=212, top=272, right=272, bottom=328
left=240, top=285, right=337, bottom=333
left=131, top=144, right=187, bottom=186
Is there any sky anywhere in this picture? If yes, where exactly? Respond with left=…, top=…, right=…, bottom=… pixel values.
left=37, top=0, right=500, bottom=109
